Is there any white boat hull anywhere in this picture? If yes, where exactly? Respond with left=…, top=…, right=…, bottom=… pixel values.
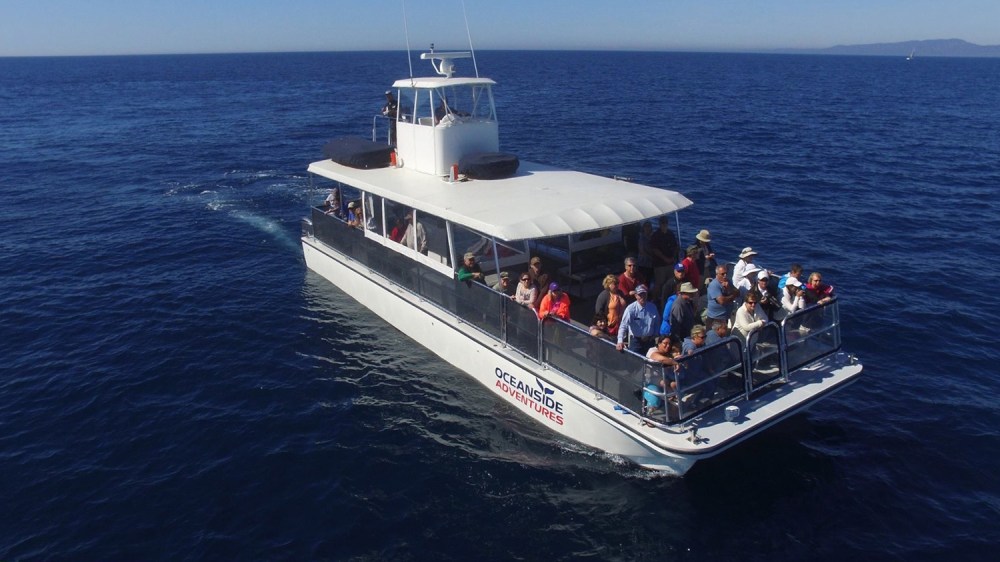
left=303, top=235, right=862, bottom=474
left=303, top=236, right=701, bottom=473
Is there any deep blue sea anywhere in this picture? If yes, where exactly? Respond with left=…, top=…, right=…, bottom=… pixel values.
left=2, top=50, right=1000, bottom=561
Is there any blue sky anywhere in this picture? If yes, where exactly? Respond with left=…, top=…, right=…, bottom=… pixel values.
left=2, top=0, right=999, bottom=57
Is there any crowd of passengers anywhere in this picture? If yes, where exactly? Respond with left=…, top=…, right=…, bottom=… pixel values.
left=461, top=221, right=836, bottom=362
left=323, top=192, right=835, bottom=359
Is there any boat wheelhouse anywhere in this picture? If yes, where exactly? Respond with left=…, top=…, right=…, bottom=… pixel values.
left=301, top=51, right=862, bottom=474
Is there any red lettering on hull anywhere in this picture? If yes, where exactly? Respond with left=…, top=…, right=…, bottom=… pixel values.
left=494, top=379, right=564, bottom=426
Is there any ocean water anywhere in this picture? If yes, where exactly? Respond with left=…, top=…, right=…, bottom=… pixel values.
left=2, top=50, right=1000, bottom=560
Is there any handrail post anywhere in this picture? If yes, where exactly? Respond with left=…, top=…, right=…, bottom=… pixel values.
left=743, top=330, right=755, bottom=396
left=499, top=292, right=508, bottom=343
left=778, top=316, right=789, bottom=381
left=536, top=315, right=544, bottom=363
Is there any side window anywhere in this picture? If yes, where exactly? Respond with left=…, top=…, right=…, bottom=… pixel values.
left=421, top=213, right=450, bottom=266
left=340, top=185, right=362, bottom=224
left=384, top=200, right=409, bottom=244
left=469, top=84, right=495, bottom=121
left=452, top=223, right=492, bottom=271
left=413, top=89, right=433, bottom=126
left=363, top=193, right=384, bottom=234
left=441, top=84, right=494, bottom=121
left=397, top=88, right=416, bottom=124
left=450, top=223, right=527, bottom=275
left=314, top=178, right=346, bottom=220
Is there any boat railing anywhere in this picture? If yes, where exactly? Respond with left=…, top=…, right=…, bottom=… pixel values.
left=540, top=316, right=650, bottom=414
left=309, top=208, right=844, bottom=425
left=746, top=322, right=783, bottom=391
left=781, top=297, right=841, bottom=373
left=664, top=338, right=747, bottom=422
left=311, top=207, right=648, bottom=410
left=371, top=115, right=394, bottom=145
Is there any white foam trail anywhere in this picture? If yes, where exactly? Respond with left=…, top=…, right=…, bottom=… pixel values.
left=228, top=209, right=299, bottom=252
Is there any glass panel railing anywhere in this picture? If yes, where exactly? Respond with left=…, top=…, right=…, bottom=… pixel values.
left=641, top=362, right=677, bottom=423
left=541, top=318, right=647, bottom=412
left=673, top=339, right=745, bottom=422
left=414, top=265, right=454, bottom=313
left=312, top=207, right=361, bottom=257
left=313, top=209, right=848, bottom=425
left=504, top=298, right=540, bottom=360
left=452, top=279, right=503, bottom=338
left=782, top=298, right=841, bottom=373
left=747, top=323, right=783, bottom=391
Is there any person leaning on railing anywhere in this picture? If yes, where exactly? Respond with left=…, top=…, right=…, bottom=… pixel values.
left=734, top=292, right=768, bottom=340
left=537, top=283, right=571, bottom=321
left=780, top=277, right=807, bottom=318
left=513, top=273, right=538, bottom=315
left=616, top=284, right=660, bottom=353
left=803, top=272, right=834, bottom=306
left=457, top=252, right=485, bottom=285
left=641, top=337, right=682, bottom=417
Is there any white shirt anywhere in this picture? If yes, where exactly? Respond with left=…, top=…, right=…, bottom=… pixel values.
left=403, top=221, right=427, bottom=253
left=734, top=303, right=768, bottom=338
left=781, top=290, right=806, bottom=316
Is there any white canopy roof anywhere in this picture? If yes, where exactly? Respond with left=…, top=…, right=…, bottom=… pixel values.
left=308, top=159, right=693, bottom=242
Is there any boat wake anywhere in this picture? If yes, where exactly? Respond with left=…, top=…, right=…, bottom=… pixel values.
left=165, top=170, right=308, bottom=253
left=226, top=208, right=299, bottom=251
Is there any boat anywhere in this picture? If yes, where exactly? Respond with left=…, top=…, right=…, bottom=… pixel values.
left=907, top=49, right=915, bottom=60
left=300, top=49, right=863, bottom=474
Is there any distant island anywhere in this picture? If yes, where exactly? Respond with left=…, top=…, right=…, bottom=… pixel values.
left=774, top=38, right=1000, bottom=58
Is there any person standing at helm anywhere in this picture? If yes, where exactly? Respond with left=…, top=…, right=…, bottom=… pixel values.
left=382, top=90, right=398, bottom=144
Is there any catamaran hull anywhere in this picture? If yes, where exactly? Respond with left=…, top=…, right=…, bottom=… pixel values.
left=303, top=236, right=700, bottom=474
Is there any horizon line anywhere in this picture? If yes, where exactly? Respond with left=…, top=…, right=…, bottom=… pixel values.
left=4, top=42, right=999, bottom=60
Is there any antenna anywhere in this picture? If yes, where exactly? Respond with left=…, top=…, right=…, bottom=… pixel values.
left=461, top=0, right=479, bottom=77
left=402, top=0, right=414, bottom=84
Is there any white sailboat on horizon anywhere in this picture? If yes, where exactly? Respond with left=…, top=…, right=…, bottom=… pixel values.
left=907, top=48, right=915, bottom=60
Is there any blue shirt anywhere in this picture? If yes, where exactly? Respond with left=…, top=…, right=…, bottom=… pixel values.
left=706, top=278, right=733, bottom=319
left=682, top=337, right=702, bottom=355
left=617, top=299, right=661, bottom=344
left=706, top=330, right=723, bottom=346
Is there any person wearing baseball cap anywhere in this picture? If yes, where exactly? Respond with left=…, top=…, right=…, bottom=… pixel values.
left=616, top=284, right=660, bottom=353
left=656, top=262, right=687, bottom=310
left=781, top=276, right=807, bottom=318
left=457, top=252, right=484, bottom=285
left=537, top=282, right=570, bottom=321
left=382, top=90, right=398, bottom=144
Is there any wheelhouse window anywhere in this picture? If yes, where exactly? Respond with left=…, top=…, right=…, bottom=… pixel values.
left=398, top=84, right=496, bottom=127
left=435, top=84, right=495, bottom=122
